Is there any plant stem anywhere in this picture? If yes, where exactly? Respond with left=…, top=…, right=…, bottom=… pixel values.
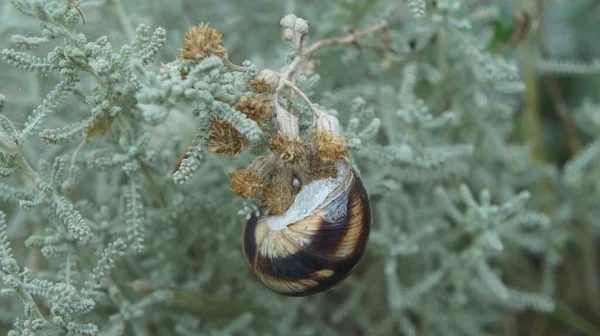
left=535, top=0, right=581, bottom=155
left=0, top=270, right=51, bottom=326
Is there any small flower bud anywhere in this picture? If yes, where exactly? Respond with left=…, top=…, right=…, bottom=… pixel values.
left=280, top=14, right=309, bottom=41
left=294, top=19, right=309, bottom=35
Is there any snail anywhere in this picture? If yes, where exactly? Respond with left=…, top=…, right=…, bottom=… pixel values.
left=242, top=159, right=371, bottom=296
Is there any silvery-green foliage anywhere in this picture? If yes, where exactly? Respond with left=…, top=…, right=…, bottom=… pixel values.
left=0, top=0, right=599, bottom=335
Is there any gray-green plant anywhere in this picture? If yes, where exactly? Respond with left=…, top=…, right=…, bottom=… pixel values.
left=1, top=0, right=599, bottom=335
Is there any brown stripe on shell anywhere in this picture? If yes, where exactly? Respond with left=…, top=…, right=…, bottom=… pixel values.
left=333, top=178, right=368, bottom=258
left=241, top=212, right=259, bottom=270
left=287, top=201, right=351, bottom=257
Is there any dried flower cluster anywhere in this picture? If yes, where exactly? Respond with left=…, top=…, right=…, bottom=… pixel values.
left=228, top=126, right=350, bottom=215
left=180, top=22, right=226, bottom=61
left=176, top=19, right=354, bottom=217
left=234, top=96, right=273, bottom=125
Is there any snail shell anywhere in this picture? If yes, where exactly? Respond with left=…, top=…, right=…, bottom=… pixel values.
left=242, top=161, right=371, bottom=296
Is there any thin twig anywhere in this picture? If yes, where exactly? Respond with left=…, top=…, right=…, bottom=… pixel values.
left=305, top=20, right=388, bottom=56
left=222, top=55, right=249, bottom=72
left=283, top=79, right=320, bottom=117
left=285, top=20, right=388, bottom=82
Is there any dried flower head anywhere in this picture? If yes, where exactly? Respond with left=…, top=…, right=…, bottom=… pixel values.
left=207, top=120, right=247, bottom=156
left=268, top=132, right=307, bottom=164
left=234, top=96, right=273, bottom=122
left=181, top=23, right=226, bottom=62
left=311, top=130, right=349, bottom=163
left=261, top=169, right=296, bottom=216
left=229, top=167, right=264, bottom=199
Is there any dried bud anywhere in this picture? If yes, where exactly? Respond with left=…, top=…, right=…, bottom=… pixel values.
left=234, top=96, right=273, bottom=122
left=181, top=23, right=226, bottom=62
left=207, top=120, right=247, bottom=156
left=229, top=167, right=264, bottom=199
left=268, top=132, right=307, bottom=164
left=280, top=14, right=309, bottom=39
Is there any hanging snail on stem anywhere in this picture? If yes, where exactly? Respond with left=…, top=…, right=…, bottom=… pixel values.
left=240, top=157, right=371, bottom=296
left=228, top=75, right=372, bottom=295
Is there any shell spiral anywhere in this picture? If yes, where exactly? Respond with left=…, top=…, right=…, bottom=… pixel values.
left=242, top=161, right=371, bottom=296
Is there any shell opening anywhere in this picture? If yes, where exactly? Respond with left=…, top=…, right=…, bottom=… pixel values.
left=265, top=162, right=350, bottom=230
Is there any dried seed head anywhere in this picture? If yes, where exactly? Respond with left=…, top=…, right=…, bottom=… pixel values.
left=311, top=130, right=349, bottom=163
left=229, top=167, right=264, bottom=199
left=261, top=168, right=296, bottom=216
left=181, top=23, right=226, bottom=62
left=234, top=96, right=273, bottom=122
left=207, top=120, right=247, bottom=156
left=268, top=132, right=307, bottom=164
